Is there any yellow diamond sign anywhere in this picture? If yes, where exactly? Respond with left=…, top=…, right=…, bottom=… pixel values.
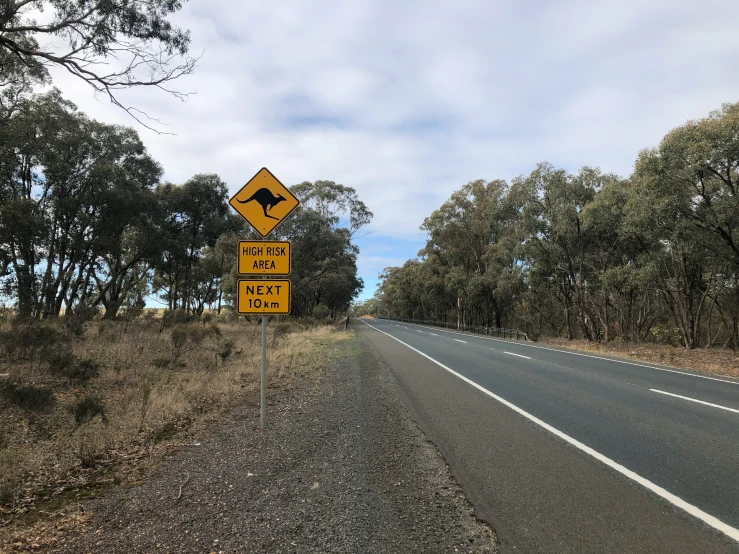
left=229, top=168, right=300, bottom=237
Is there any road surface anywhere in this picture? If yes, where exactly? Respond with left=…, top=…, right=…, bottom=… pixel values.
left=357, top=318, right=739, bottom=553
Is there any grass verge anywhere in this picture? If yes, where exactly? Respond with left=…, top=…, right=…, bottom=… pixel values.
left=536, top=337, right=739, bottom=379
left=0, top=315, right=351, bottom=552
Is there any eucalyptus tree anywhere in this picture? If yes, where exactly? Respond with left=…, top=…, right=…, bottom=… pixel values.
left=0, top=89, right=164, bottom=318
left=153, top=174, right=230, bottom=313
left=291, top=180, right=373, bottom=237
left=627, top=103, right=739, bottom=348
left=0, top=0, right=196, bottom=128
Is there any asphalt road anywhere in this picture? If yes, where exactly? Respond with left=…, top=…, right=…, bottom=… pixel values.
left=357, top=318, right=739, bottom=553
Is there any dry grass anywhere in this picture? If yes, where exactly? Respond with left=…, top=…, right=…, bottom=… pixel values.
left=538, top=337, right=739, bottom=379
left=0, top=315, right=350, bottom=550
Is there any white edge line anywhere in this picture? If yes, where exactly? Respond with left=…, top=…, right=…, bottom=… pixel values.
left=388, top=321, right=739, bottom=386
left=504, top=351, right=531, bottom=359
left=361, top=320, right=739, bottom=543
left=454, top=339, right=467, bottom=343
left=651, top=389, right=739, bottom=414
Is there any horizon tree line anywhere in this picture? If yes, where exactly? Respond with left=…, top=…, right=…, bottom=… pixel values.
left=372, top=102, right=739, bottom=350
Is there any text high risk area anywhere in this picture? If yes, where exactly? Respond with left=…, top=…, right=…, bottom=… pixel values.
left=241, top=245, right=288, bottom=256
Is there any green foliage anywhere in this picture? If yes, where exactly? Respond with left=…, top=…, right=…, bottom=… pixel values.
left=75, top=440, right=103, bottom=468
left=171, top=324, right=189, bottom=357
left=69, top=394, right=108, bottom=428
left=148, top=421, right=178, bottom=444
left=49, top=352, right=100, bottom=384
left=312, top=304, right=331, bottom=320
left=0, top=482, right=15, bottom=506
left=218, top=339, right=235, bottom=362
left=65, top=305, right=99, bottom=336
left=2, top=321, right=70, bottom=360
left=152, top=357, right=172, bottom=369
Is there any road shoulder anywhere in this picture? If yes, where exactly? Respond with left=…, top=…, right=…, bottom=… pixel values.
left=49, top=330, right=498, bottom=553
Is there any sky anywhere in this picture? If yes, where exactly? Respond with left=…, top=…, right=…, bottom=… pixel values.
left=44, top=0, right=739, bottom=301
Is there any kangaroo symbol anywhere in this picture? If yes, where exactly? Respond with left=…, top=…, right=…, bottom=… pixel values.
left=238, top=188, right=286, bottom=220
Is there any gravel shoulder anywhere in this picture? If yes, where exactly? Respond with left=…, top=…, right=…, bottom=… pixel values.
left=50, top=329, right=498, bottom=553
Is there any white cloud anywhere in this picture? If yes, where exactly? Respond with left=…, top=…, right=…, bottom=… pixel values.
left=41, top=0, right=739, bottom=298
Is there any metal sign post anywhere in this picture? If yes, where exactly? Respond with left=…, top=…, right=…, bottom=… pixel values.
left=261, top=315, right=266, bottom=429
left=229, top=167, right=299, bottom=430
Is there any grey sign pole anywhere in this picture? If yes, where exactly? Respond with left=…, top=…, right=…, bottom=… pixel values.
left=260, top=315, right=267, bottom=429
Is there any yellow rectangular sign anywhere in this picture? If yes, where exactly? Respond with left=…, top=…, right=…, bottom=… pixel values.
left=238, top=241, right=291, bottom=275
left=237, top=279, right=291, bottom=315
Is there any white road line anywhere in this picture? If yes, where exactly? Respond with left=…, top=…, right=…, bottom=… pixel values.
left=430, top=333, right=439, bottom=336
left=651, top=389, right=739, bottom=414
left=361, top=320, right=739, bottom=544
left=454, top=339, right=467, bottom=343
left=403, top=326, right=409, bottom=329
left=504, top=351, right=531, bottom=359
left=417, top=330, right=424, bottom=333
left=391, top=321, right=739, bottom=386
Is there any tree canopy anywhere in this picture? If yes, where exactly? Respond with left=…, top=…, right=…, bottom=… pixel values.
left=0, top=88, right=370, bottom=321
left=0, top=0, right=196, bottom=128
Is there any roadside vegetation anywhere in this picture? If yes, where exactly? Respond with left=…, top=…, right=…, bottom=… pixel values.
left=0, top=4, right=371, bottom=549
left=370, top=102, right=739, bottom=353
left=0, top=310, right=350, bottom=550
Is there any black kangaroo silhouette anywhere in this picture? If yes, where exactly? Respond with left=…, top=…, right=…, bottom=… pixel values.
left=238, top=188, right=286, bottom=220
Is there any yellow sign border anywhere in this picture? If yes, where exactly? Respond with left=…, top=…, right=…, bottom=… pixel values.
left=238, top=240, right=291, bottom=276
left=228, top=167, right=301, bottom=238
left=236, top=279, right=291, bottom=315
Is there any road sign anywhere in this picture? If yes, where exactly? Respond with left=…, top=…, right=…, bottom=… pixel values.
left=237, top=279, right=291, bottom=315
left=238, top=240, right=291, bottom=275
left=229, top=168, right=300, bottom=237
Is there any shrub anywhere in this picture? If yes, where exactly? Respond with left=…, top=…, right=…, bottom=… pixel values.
left=75, top=439, right=103, bottom=468
left=69, top=394, right=107, bottom=428
left=148, top=421, right=178, bottom=444
left=271, top=321, right=293, bottom=346
left=159, top=308, right=192, bottom=332
left=65, top=304, right=99, bottom=336
left=312, top=304, right=331, bottom=320
left=152, top=357, right=171, bottom=369
left=0, top=482, right=15, bottom=506
left=49, top=350, right=76, bottom=373
left=48, top=352, right=100, bottom=384
left=173, top=308, right=190, bottom=325
left=97, top=319, right=117, bottom=340
left=1, top=382, right=55, bottom=411
left=218, top=339, right=235, bottom=362
left=186, top=325, right=208, bottom=346
left=215, top=308, right=240, bottom=323
left=2, top=322, right=70, bottom=360
left=68, top=358, right=100, bottom=383
left=171, top=324, right=189, bottom=359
